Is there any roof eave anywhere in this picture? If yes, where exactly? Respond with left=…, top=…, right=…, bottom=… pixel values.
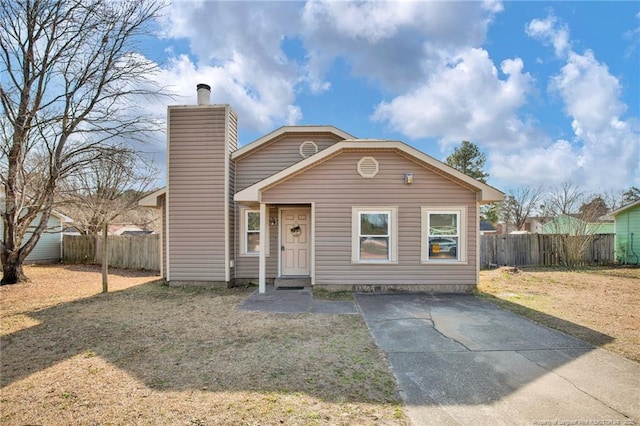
left=234, top=140, right=505, bottom=203
left=139, top=187, right=166, bottom=207
left=231, top=125, right=355, bottom=160
left=610, top=199, right=640, bottom=216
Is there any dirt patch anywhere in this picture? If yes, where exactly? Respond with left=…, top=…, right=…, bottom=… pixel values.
left=1, top=264, right=407, bottom=425
left=478, top=266, right=640, bottom=363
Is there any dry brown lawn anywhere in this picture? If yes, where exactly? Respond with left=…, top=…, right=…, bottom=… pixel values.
left=478, top=266, right=640, bottom=363
left=1, top=265, right=407, bottom=425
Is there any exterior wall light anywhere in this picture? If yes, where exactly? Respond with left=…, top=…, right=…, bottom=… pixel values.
left=405, top=173, right=414, bottom=185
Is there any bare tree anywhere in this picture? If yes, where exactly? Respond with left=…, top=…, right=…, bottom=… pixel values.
left=1, top=0, right=165, bottom=284
left=57, top=146, right=158, bottom=235
left=541, top=184, right=612, bottom=268
left=602, top=186, right=640, bottom=211
left=498, top=186, right=544, bottom=233
left=540, top=182, right=584, bottom=216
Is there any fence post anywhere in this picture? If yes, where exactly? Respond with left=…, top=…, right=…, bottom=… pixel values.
left=102, top=223, right=108, bottom=293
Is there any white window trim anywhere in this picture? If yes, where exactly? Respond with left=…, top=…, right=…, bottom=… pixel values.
left=421, top=207, right=467, bottom=264
left=351, top=207, right=398, bottom=264
left=240, top=207, right=269, bottom=256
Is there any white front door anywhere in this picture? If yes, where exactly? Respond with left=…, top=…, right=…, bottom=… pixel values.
left=281, top=208, right=310, bottom=276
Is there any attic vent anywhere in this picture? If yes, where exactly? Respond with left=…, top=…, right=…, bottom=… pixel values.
left=357, top=156, right=379, bottom=178
left=299, top=140, right=318, bottom=158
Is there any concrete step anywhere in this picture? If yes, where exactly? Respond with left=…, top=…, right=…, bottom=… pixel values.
left=274, top=276, right=311, bottom=289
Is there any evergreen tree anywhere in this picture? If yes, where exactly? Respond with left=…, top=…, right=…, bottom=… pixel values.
left=445, top=141, right=489, bottom=183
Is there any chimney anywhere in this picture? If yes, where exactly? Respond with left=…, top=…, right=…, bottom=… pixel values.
left=196, top=83, right=211, bottom=105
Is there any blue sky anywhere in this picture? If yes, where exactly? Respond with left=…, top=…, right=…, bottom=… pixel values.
left=144, top=1, right=639, bottom=193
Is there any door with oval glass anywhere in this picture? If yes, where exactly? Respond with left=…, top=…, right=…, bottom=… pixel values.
left=281, top=208, right=310, bottom=276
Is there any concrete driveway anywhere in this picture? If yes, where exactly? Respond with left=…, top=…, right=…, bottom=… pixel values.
left=354, top=293, right=640, bottom=425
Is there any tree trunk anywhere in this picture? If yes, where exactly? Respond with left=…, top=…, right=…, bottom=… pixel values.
left=1, top=253, right=28, bottom=285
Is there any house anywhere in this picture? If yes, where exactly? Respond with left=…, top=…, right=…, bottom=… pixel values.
left=523, top=217, right=546, bottom=234
left=108, top=223, right=147, bottom=235
left=479, top=221, right=497, bottom=235
left=140, top=84, right=504, bottom=293
left=0, top=211, right=73, bottom=264
left=540, top=214, right=614, bottom=235
left=610, top=199, right=640, bottom=265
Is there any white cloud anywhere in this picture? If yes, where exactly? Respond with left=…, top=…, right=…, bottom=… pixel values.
left=155, top=1, right=303, bottom=132
left=550, top=50, right=638, bottom=189
left=301, top=1, right=500, bottom=92
left=153, top=54, right=301, bottom=132
left=372, top=48, right=534, bottom=150
left=489, top=139, right=580, bottom=185
left=491, top=14, right=640, bottom=190
left=551, top=50, right=627, bottom=135
left=147, top=2, right=638, bottom=192
left=525, top=14, right=571, bottom=58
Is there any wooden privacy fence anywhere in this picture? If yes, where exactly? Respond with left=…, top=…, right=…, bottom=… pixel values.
left=480, top=233, right=615, bottom=268
left=63, top=234, right=160, bottom=271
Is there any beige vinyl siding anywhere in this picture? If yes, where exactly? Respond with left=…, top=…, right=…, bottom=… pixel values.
left=235, top=134, right=343, bottom=191
left=261, top=150, right=478, bottom=289
left=167, top=106, right=230, bottom=282
left=234, top=206, right=279, bottom=279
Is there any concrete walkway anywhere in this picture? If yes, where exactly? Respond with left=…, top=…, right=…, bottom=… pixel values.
left=240, top=289, right=640, bottom=425
left=239, top=285, right=358, bottom=314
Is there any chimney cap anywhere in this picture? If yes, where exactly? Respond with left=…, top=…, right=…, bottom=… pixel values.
left=197, top=83, right=211, bottom=91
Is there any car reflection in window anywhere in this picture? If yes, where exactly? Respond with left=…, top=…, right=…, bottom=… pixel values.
left=428, top=237, right=457, bottom=259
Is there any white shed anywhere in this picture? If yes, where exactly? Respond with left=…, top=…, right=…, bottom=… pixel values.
left=1, top=211, right=73, bottom=263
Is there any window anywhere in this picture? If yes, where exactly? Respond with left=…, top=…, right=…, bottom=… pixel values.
left=245, top=210, right=260, bottom=254
left=352, top=207, right=397, bottom=263
left=422, top=208, right=466, bottom=262
left=240, top=208, right=270, bottom=256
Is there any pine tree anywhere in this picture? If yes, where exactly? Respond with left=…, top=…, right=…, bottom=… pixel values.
left=445, top=141, right=489, bottom=183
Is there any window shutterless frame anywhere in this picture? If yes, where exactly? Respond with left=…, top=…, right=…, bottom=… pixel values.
left=351, top=207, right=398, bottom=263
left=421, top=207, right=467, bottom=263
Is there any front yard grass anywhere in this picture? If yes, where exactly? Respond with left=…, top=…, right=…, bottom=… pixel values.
left=1, top=264, right=407, bottom=425
left=477, top=266, right=640, bottom=363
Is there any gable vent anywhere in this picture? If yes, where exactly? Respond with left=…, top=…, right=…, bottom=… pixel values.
left=357, top=156, right=379, bottom=178
left=299, top=140, right=318, bottom=158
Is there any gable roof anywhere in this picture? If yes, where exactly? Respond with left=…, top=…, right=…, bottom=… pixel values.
left=231, top=125, right=355, bottom=160
left=235, top=139, right=504, bottom=204
left=609, top=199, right=640, bottom=217
left=0, top=193, right=73, bottom=223
left=51, top=211, right=74, bottom=223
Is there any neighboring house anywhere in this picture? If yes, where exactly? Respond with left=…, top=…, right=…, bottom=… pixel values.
left=120, top=230, right=155, bottom=236
left=610, top=199, right=640, bottom=265
left=63, top=224, right=155, bottom=236
left=140, top=84, right=504, bottom=293
left=523, top=217, right=546, bottom=234
left=108, top=224, right=146, bottom=235
left=479, top=221, right=497, bottom=235
left=540, top=214, right=614, bottom=235
left=0, top=211, right=73, bottom=264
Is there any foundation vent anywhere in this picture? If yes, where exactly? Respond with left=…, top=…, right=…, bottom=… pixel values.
left=357, top=156, right=379, bottom=178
